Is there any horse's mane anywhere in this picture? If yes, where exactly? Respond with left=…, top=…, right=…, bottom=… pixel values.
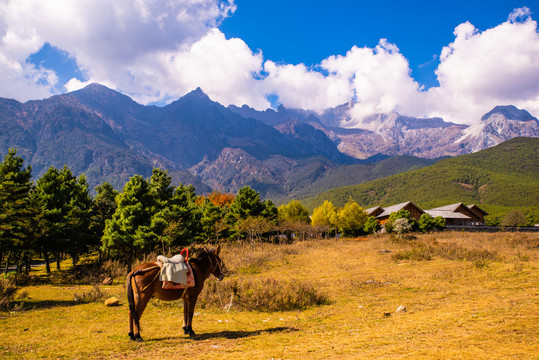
left=188, top=248, right=216, bottom=264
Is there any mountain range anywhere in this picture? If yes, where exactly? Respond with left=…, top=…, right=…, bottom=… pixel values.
left=300, top=137, right=539, bottom=219
left=0, top=83, right=537, bottom=200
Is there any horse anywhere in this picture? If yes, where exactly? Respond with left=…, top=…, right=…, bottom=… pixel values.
left=126, top=246, right=226, bottom=342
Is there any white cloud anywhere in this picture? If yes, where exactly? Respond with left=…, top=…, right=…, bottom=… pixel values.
left=266, top=8, right=539, bottom=126
left=262, top=61, right=353, bottom=112
left=153, top=28, right=269, bottom=109
left=0, top=56, right=57, bottom=101
left=427, top=8, right=539, bottom=123
left=261, top=39, right=423, bottom=116
left=322, top=40, right=426, bottom=123
left=0, top=0, right=236, bottom=100
left=0, top=2, right=538, bottom=127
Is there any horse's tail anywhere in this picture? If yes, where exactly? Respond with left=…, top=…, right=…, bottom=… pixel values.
left=126, top=271, right=140, bottom=330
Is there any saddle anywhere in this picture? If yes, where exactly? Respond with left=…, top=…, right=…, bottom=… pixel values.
left=156, top=251, right=195, bottom=290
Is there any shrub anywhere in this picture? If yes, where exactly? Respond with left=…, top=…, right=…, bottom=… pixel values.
left=391, top=246, right=433, bottom=262
left=418, top=213, right=446, bottom=232
left=433, top=243, right=499, bottom=263
left=393, top=218, right=412, bottom=235
left=501, top=209, right=527, bottom=227
left=363, top=216, right=381, bottom=234
left=0, top=278, right=18, bottom=310
left=199, top=277, right=330, bottom=312
left=73, top=283, right=106, bottom=303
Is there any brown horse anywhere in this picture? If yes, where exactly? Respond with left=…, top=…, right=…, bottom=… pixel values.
left=126, top=247, right=226, bottom=341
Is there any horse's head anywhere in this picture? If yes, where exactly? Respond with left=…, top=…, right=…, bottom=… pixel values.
left=203, top=245, right=227, bottom=281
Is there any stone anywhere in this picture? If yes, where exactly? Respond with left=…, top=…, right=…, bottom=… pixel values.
left=104, top=297, right=120, bottom=307
left=396, top=305, right=407, bottom=313
left=102, top=277, right=113, bottom=285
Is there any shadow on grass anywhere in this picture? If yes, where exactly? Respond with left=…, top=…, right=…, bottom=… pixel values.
left=148, top=327, right=298, bottom=342
left=193, top=326, right=298, bottom=340
left=13, top=299, right=82, bottom=311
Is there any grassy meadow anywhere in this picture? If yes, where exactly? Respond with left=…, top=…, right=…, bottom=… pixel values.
left=1, top=231, right=538, bottom=359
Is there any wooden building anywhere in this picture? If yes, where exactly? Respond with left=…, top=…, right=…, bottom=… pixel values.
left=376, top=201, right=424, bottom=224
left=365, top=206, right=384, bottom=218
left=467, top=204, right=488, bottom=224
left=425, top=203, right=487, bottom=225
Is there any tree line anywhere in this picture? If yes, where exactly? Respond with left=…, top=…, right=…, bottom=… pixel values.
left=0, top=149, right=444, bottom=274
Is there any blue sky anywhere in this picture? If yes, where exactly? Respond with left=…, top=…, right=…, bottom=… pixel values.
left=219, top=0, right=529, bottom=88
left=1, top=0, right=538, bottom=125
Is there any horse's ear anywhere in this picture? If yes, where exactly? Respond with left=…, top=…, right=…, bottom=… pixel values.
left=216, top=245, right=221, bottom=256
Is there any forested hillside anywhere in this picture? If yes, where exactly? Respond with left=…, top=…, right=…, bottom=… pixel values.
left=277, top=155, right=438, bottom=202
left=301, top=137, right=539, bottom=218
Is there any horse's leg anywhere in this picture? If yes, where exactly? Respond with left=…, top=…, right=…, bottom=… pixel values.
left=182, top=293, right=190, bottom=335
left=185, top=293, right=199, bottom=337
left=127, top=274, right=137, bottom=341
left=133, top=292, right=152, bottom=342
left=128, top=310, right=136, bottom=341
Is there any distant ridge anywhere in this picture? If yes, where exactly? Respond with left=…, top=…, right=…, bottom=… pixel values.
left=300, top=137, right=539, bottom=217
left=0, top=83, right=537, bottom=199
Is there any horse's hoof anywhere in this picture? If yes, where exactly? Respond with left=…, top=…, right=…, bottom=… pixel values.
left=135, top=335, right=144, bottom=342
left=128, top=332, right=136, bottom=341
left=183, top=326, right=189, bottom=335
left=188, top=329, right=196, bottom=337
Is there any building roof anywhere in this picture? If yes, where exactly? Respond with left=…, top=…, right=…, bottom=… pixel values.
left=428, top=202, right=465, bottom=212
left=425, top=210, right=472, bottom=219
left=467, top=204, right=489, bottom=215
left=377, top=201, right=424, bottom=218
left=365, top=206, right=383, bottom=215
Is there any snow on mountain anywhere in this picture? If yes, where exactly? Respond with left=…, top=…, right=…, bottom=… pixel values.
left=457, top=105, right=539, bottom=153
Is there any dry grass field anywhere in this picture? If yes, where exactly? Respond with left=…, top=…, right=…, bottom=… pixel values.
left=1, top=231, right=538, bottom=359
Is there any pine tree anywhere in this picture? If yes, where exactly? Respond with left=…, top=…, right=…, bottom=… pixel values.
left=229, top=186, right=266, bottom=220
left=0, top=149, right=34, bottom=274
left=163, top=183, right=201, bottom=246
left=34, top=166, right=94, bottom=271
left=149, top=168, right=174, bottom=208
left=101, top=175, right=160, bottom=270
left=91, top=182, right=118, bottom=248
left=199, top=198, right=227, bottom=242
left=64, top=174, right=94, bottom=266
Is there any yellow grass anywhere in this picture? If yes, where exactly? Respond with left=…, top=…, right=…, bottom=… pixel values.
left=1, top=232, right=538, bottom=359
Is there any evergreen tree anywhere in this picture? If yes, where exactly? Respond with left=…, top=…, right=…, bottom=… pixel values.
left=261, top=199, right=278, bottom=223
left=35, top=166, right=94, bottom=271
left=199, top=198, right=228, bottom=242
left=0, top=149, right=35, bottom=274
left=101, top=175, right=160, bottom=270
left=91, top=182, right=119, bottom=246
left=35, top=167, right=67, bottom=272
left=161, top=183, right=201, bottom=248
left=149, top=168, right=174, bottom=208
left=228, top=186, right=277, bottom=239
left=229, top=186, right=266, bottom=220
left=64, top=174, right=94, bottom=266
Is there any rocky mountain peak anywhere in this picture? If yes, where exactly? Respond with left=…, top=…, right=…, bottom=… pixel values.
left=481, top=105, right=537, bottom=122
left=182, top=87, right=210, bottom=101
